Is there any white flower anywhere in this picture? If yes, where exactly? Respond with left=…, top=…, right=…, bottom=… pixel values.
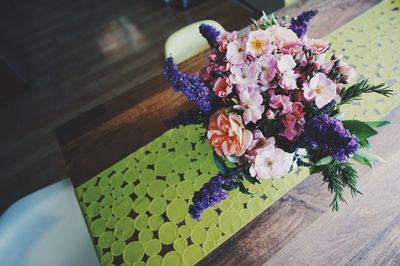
left=304, top=73, right=337, bottom=109
left=249, top=137, right=291, bottom=180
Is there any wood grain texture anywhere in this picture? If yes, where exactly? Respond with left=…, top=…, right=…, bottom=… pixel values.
left=0, top=0, right=256, bottom=212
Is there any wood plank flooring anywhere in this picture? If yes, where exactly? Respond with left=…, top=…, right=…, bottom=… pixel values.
left=0, top=0, right=257, bottom=212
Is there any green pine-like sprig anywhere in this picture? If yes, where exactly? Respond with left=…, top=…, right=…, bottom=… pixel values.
left=340, top=79, right=393, bottom=105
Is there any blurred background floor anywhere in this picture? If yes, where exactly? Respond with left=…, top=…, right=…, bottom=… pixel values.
left=0, top=0, right=260, bottom=213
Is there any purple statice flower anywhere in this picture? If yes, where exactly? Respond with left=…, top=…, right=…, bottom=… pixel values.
left=301, top=115, right=359, bottom=162
left=189, top=174, right=231, bottom=220
left=289, top=10, right=318, bottom=38
left=199, top=23, right=220, bottom=49
left=164, top=56, right=214, bottom=113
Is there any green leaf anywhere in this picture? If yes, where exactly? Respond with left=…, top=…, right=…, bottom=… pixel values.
left=352, top=154, right=373, bottom=169
left=243, top=171, right=259, bottom=185
left=364, top=120, right=390, bottom=128
left=238, top=182, right=255, bottom=195
left=316, top=156, right=333, bottom=166
left=221, top=181, right=238, bottom=191
left=343, top=120, right=378, bottom=139
left=357, top=150, right=386, bottom=163
left=309, top=165, right=324, bottom=175
left=358, top=138, right=370, bottom=149
left=213, top=152, right=227, bottom=175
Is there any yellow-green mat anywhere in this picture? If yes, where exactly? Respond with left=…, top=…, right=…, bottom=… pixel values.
left=75, top=1, right=400, bottom=265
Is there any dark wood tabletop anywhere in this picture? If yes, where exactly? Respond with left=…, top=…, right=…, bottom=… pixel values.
left=55, top=0, right=400, bottom=264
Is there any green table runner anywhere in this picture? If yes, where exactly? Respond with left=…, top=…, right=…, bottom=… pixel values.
left=75, top=1, right=400, bottom=265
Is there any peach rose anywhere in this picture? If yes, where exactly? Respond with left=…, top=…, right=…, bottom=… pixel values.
left=207, top=109, right=253, bottom=157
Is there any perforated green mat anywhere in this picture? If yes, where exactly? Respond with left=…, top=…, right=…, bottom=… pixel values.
left=75, top=1, right=400, bottom=265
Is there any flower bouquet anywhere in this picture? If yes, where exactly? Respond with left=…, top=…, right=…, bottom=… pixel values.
left=164, top=11, right=393, bottom=220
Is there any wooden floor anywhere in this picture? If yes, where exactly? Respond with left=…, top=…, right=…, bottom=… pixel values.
left=0, top=0, right=257, bottom=212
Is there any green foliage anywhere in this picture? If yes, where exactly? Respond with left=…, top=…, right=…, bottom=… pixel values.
left=315, top=156, right=333, bottom=166
left=352, top=154, right=373, bottom=169
left=364, top=120, right=390, bottom=128
left=339, top=79, right=393, bottom=105
left=251, top=11, right=279, bottom=30
left=343, top=120, right=378, bottom=139
left=321, top=161, right=362, bottom=211
left=213, top=152, right=228, bottom=175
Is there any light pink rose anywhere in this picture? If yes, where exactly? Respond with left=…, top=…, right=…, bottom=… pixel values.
left=269, top=94, right=293, bottom=115
left=303, top=72, right=337, bottom=109
left=245, top=130, right=275, bottom=163
left=246, top=30, right=274, bottom=57
left=213, top=77, right=233, bottom=97
left=234, top=87, right=265, bottom=125
left=249, top=137, right=291, bottom=179
left=207, top=109, right=253, bottom=157
left=257, top=54, right=278, bottom=86
left=305, top=38, right=329, bottom=54
left=226, top=38, right=247, bottom=65
left=265, top=25, right=300, bottom=49
left=229, top=62, right=260, bottom=86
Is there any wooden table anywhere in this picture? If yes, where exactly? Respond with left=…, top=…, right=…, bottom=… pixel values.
left=56, top=0, right=400, bottom=264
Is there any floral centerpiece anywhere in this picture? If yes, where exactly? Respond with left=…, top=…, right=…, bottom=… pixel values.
left=164, top=11, right=392, bottom=220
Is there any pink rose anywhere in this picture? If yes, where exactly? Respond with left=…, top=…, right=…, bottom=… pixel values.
left=213, top=77, right=233, bottom=98
left=280, top=114, right=304, bottom=141
left=217, top=31, right=238, bottom=52
left=234, top=87, right=265, bottom=125
left=269, top=94, right=293, bottom=115
left=245, top=130, right=275, bottom=163
left=305, top=38, right=329, bottom=54
left=257, top=54, right=278, bottom=86
left=339, top=63, right=356, bottom=83
left=248, top=137, right=291, bottom=179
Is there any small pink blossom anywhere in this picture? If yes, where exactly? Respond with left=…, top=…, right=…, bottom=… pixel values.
left=339, top=63, right=356, bottom=83
left=305, top=38, right=329, bottom=54
left=229, top=62, right=260, bottom=86
left=246, top=30, right=274, bottom=57
left=257, top=54, right=278, bottom=86
left=265, top=109, right=275, bottom=120
left=278, top=55, right=298, bottom=90
left=280, top=114, right=304, bottom=141
left=213, top=77, right=233, bottom=97
left=304, top=72, right=337, bottom=109
left=269, top=94, right=293, bottom=115
left=234, top=87, right=265, bottom=125
left=226, top=38, right=247, bottom=65
left=217, top=31, right=238, bottom=52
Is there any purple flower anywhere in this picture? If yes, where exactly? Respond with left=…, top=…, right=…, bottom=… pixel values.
left=189, top=174, right=231, bottom=220
left=199, top=24, right=220, bottom=49
left=164, top=56, right=214, bottom=113
left=289, top=10, right=318, bottom=38
left=301, top=115, right=359, bottom=162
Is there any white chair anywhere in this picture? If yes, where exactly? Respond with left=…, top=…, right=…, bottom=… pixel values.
left=165, top=20, right=225, bottom=64
left=0, top=179, right=99, bottom=266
